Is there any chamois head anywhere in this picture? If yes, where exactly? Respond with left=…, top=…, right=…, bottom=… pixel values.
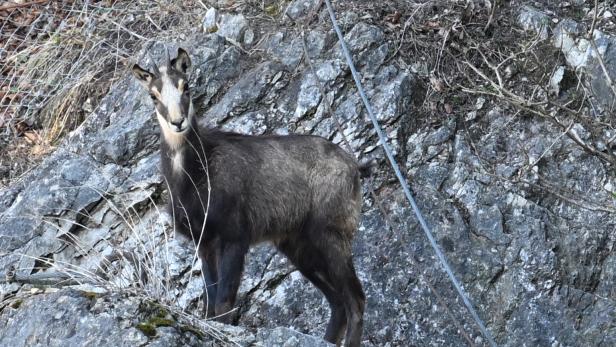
left=132, top=48, right=193, bottom=148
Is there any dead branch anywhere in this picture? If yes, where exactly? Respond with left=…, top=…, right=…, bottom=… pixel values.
left=0, top=0, right=48, bottom=11
left=462, top=55, right=616, bottom=167
left=0, top=270, right=95, bottom=286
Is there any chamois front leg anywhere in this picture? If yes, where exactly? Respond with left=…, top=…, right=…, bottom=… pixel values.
left=198, top=240, right=219, bottom=318
left=214, top=241, right=248, bottom=324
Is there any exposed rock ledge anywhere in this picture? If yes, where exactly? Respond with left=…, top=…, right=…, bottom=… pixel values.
left=1, top=1, right=615, bottom=346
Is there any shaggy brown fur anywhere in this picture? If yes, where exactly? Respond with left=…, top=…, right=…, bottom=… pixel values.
left=133, top=48, right=365, bottom=347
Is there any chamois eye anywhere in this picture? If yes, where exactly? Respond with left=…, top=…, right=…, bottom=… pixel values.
left=183, top=88, right=189, bottom=96
left=150, top=94, right=158, bottom=103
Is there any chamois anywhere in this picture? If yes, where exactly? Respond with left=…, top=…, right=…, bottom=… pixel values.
left=133, top=48, right=366, bottom=347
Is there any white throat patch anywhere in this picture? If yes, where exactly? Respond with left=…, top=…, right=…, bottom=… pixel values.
left=157, top=111, right=185, bottom=150
left=172, top=149, right=184, bottom=175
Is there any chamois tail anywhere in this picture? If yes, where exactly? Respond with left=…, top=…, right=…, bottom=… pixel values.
left=358, top=159, right=377, bottom=178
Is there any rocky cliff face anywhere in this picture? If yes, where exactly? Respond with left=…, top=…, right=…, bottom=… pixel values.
left=1, top=1, right=615, bottom=346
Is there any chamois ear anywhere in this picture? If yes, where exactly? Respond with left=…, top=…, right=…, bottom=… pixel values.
left=132, top=64, right=154, bottom=87
left=171, top=48, right=191, bottom=74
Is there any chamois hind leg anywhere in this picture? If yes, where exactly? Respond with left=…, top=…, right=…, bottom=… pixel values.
left=307, top=227, right=365, bottom=347
left=316, top=240, right=364, bottom=347
left=278, top=238, right=348, bottom=345
left=214, top=241, right=248, bottom=324
left=198, top=239, right=219, bottom=318
left=339, top=258, right=365, bottom=347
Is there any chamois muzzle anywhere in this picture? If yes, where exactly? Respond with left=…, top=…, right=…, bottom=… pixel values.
left=170, top=117, right=187, bottom=132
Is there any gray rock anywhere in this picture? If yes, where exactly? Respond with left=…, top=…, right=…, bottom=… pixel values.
left=549, top=65, right=565, bottom=95
left=369, top=70, right=413, bottom=124
left=294, top=60, right=344, bottom=121
left=553, top=19, right=590, bottom=69
left=518, top=9, right=616, bottom=109
left=285, top=0, right=321, bottom=21
left=469, top=205, right=510, bottom=246
left=343, top=22, right=384, bottom=53
left=204, top=62, right=285, bottom=125
left=217, top=14, right=248, bottom=43
left=243, top=27, right=255, bottom=47
left=360, top=43, right=389, bottom=76
left=266, top=32, right=305, bottom=69
left=0, top=289, right=325, bottom=347
left=304, top=30, right=328, bottom=58
left=202, top=7, right=218, bottom=33
left=588, top=31, right=616, bottom=108
left=0, top=290, right=153, bottom=347
left=518, top=5, right=551, bottom=39
left=259, top=327, right=333, bottom=346
left=221, top=111, right=268, bottom=135
left=1, top=7, right=616, bottom=347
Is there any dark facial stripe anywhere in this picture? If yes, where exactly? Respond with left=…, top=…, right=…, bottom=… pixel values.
left=151, top=78, right=163, bottom=94
left=156, top=102, right=169, bottom=120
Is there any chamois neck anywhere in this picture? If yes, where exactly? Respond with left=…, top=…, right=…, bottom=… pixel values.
left=160, top=117, right=199, bottom=152
left=157, top=113, right=185, bottom=151
left=160, top=118, right=208, bottom=177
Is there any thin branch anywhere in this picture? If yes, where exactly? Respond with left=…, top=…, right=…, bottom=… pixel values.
left=588, top=0, right=599, bottom=39
left=463, top=57, right=616, bottom=166
left=0, top=271, right=93, bottom=286
left=484, top=0, right=497, bottom=33
left=590, top=40, right=616, bottom=99
left=0, top=0, right=48, bottom=11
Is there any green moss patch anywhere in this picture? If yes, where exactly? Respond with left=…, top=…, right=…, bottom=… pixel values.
left=10, top=299, right=23, bottom=309
left=180, top=324, right=205, bottom=340
left=81, top=291, right=98, bottom=300
left=136, top=322, right=157, bottom=337
left=135, top=301, right=176, bottom=338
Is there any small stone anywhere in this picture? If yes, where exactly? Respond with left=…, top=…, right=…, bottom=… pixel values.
left=549, top=66, right=565, bottom=95
left=284, top=0, right=320, bottom=21
left=518, top=6, right=551, bottom=39
left=243, top=27, right=255, bottom=47
left=217, top=14, right=248, bottom=43
left=466, top=110, right=477, bottom=121
left=203, top=7, right=218, bottom=33
left=475, top=97, right=486, bottom=110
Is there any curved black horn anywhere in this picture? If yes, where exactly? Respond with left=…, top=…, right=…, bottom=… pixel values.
left=164, top=47, right=171, bottom=68
left=147, top=52, right=160, bottom=76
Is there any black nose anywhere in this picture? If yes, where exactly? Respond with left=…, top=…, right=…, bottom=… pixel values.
left=170, top=119, right=184, bottom=129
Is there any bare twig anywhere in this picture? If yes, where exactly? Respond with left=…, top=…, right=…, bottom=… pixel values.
left=484, top=0, right=497, bottom=32
left=588, top=0, right=599, bottom=39
left=590, top=40, right=616, bottom=99
left=0, top=271, right=93, bottom=286
left=0, top=0, right=48, bottom=11
left=0, top=1, right=204, bottom=188
left=462, top=57, right=616, bottom=166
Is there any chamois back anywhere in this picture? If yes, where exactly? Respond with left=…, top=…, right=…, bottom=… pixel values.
left=132, top=48, right=365, bottom=347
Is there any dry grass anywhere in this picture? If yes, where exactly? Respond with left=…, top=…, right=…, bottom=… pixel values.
left=0, top=177, right=238, bottom=343
left=0, top=0, right=207, bottom=188
left=332, top=0, right=615, bottom=211
left=0, top=3, right=224, bottom=334
left=1, top=0, right=615, bottom=344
